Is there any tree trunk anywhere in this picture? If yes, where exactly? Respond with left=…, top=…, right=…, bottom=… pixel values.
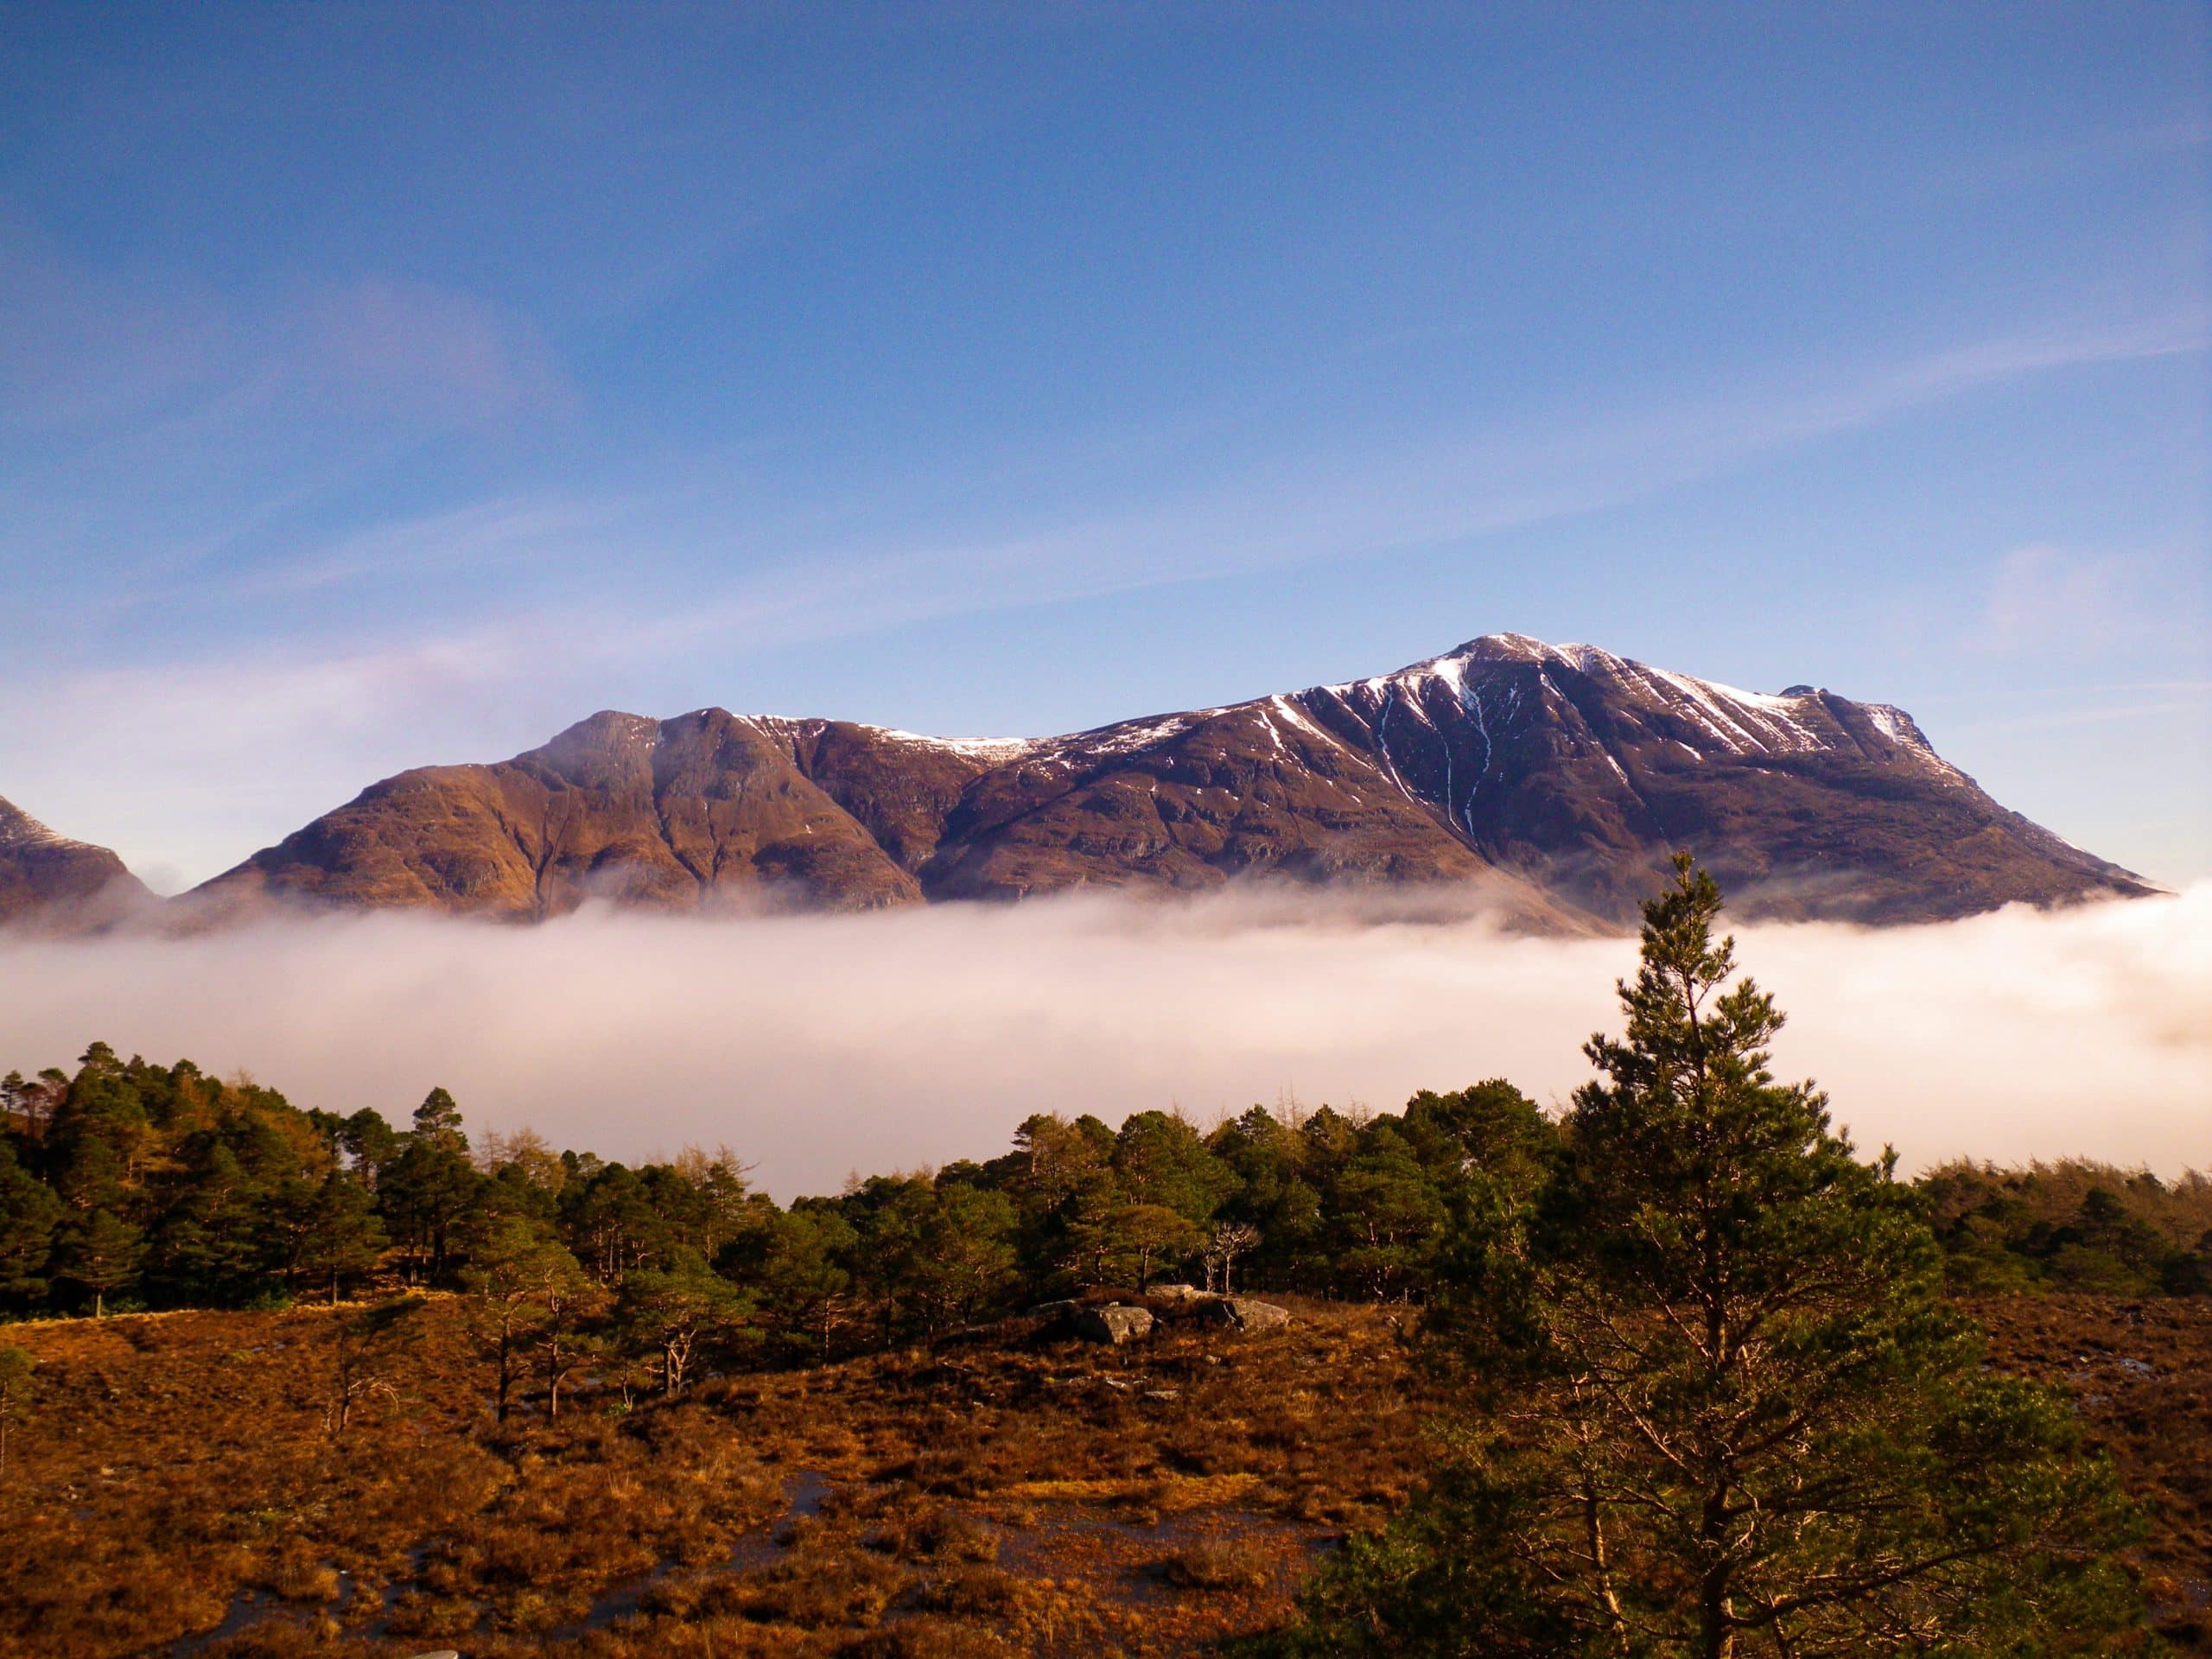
left=1700, top=1495, right=1735, bottom=1659
left=664, top=1337, right=687, bottom=1397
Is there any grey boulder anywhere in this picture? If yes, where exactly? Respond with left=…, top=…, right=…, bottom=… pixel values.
left=1194, top=1297, right=1291, bottom=1333
left=1072, top=1303, right=1155, bottom=1344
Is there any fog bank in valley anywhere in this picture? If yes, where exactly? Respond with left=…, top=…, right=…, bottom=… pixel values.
left=0, top=886, right=2203, bottom=1196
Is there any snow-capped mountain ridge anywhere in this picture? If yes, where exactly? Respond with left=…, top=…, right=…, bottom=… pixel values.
left=36, top=627, right=2150, bottom=933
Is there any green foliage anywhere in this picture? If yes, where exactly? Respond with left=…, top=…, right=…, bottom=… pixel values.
left=723, top=1201, right=857, bottom=1361
left=1325, top=1122, right=1450, bottom=1300
left=296, top=1170, right=387, bottom=1304
left=1923, top=1159, right=2212, bottom=1296
left=1101, top=1201, right=1202, bottom=1290
left=1114, top=1109, right=1235, bottom=1224
left=1268, top=856, right=2150, bottom=1656
left=410, top=1086, right=467, bottom=1153
left=461, top=1213, right=593, bottom=1421
left=379, top=1134, right=480, bottom=1282
left=0, top=1141, right=62, bottom=1302
left=619, top=1249, right=754, bottom=1396
left=0, top=935, right=2194, bottom=1485
left=58, top=1208, right=143, bottom=1318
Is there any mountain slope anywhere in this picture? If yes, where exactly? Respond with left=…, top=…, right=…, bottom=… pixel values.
left=190, top=711, right=930, bottom=923
left=916, top=698, right=1510, bottom=899
left=1281, top=633, right=2149, bottom=924
left=0, top=798, right=151, bottom=931
left=178, top=633, right=2155, bottom=929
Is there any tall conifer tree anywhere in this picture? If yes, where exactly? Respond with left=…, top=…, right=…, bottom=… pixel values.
left=1270, top=855, right=2145, bottom=1656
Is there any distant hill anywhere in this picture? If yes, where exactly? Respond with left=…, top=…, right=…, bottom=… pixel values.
left=176, top=632, right=2154, bottom=930
left=0, top=797, right=151, bottom=931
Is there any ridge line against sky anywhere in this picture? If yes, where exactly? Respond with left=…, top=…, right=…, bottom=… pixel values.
left=0, top=4, right=2205, bottom=890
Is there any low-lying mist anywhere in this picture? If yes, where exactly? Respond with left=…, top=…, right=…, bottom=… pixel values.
left=0, top=886, right=2203, bottom=1196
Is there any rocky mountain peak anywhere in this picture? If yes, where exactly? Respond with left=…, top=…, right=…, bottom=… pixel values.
left=0, top=797, right=151, bottom=931
left=0, top=797, right=67, bottom=850
left=135, top=630, right=2158, bottom=932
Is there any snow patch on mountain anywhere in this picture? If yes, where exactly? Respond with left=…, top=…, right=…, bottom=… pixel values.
left=863, top=727, right=1039, bottom=763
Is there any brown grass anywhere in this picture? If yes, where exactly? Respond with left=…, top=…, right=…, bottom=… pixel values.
left=0, top=1293, right=2200, bottom=1656
left=1966, top=1296, right=2212, bottom=1650
left=0, top=1293, right=1415, bottom=1657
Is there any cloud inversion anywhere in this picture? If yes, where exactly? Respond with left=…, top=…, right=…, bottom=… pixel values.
left=0, top=887, right=2202, bottom=1197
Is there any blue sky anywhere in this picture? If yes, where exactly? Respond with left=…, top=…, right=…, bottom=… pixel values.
left=2, top=2, right=2205, bottom=891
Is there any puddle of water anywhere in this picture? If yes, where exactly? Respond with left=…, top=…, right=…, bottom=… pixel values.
left=360, top=1541, right=441, bottom=1638
left=164, top=1539, right=442, bottom=1657
left=787, top=1468, right=832, bottom=1519
left=165, top=1587, right=271, bottom=1657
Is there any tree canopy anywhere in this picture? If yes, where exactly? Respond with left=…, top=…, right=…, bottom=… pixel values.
left=1262, top=856, right=2148, bottom=1656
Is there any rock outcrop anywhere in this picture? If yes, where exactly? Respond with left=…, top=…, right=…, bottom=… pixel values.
left=1071, top=1304, right=1155, bottom=1344
left=1192, top=1297, right=1293, bottom=1333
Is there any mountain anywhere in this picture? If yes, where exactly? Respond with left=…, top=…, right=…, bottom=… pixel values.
left=181, top=633, right=2154, bottom=930
left=0, top=798, right=151, bottom=931
left=185, top=712, right=942, bottom=922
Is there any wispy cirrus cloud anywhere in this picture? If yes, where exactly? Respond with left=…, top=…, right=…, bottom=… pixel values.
left=1974, top=544, right=2140, bottom=656
left=0, top=231, right=576, bottom=440
left=195, top=306, right=2212, bottom=642
left=5, top=308, right=2205, bottom=887
left=287, top=274, right=579, bottom=428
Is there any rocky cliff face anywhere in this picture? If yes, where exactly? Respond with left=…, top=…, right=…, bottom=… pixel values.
left=0, top=798, right=150, bottom=931
left=179, top=633, right=2155, bottom=929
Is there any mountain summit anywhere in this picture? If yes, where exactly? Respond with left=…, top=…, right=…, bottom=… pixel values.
left=177, top=633, right=2152, bottom=931
left=0, top=797, right=151, bottom=931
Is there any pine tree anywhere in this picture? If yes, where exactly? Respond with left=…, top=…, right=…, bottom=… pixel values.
left=326, top=1295, right=423, bottom=1438
left=905, top=1184, right=1020, bottom=1337
left=1327, top=1122, right=1450, bottom=1300
left=1102, top=1201, right=1201, bottom=1291
left=461, top=1214, right=586, bottom=1423
left=619, top=1249, right=753, bottom=1397
left=60, top=1208, right=143, bottom=1318
left=379, top=1133, right=480, bottom=1283
left=1113, top=1109, right=1236, bottom=1225
left=337, top=1108, right=401, bottom=1181
left=729, top=1203, right=856, bottom=1362
left=532, top=1244, right=606, bottom=1421
left=410, top=1087, right=467, bottom=1153
left=0, top=1141, right=62, bottom=1305
left=149, top=1140, right=269, bottom=1306
left=1269, top=855, right=2146, bottom=1657
left=296, top=1170, right=387, bottom=1305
